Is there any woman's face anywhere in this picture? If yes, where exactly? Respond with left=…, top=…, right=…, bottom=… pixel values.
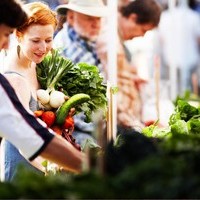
left=19, top=24, right=54, bottom=63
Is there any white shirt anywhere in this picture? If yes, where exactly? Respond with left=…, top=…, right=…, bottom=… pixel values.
left=0, top=73, right=54, bottom=160
left=159, top=6, right=200, bottom=68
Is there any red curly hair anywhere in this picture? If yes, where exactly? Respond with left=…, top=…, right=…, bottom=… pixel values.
left=16, top=2, right=57, bottom=36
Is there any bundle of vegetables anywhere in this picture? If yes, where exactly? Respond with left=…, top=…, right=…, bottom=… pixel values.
left=35, top=50, right=92, bottom=150
left=36, top=49, right=107, bottom=123
left=36, top=49, right=74, bottom=110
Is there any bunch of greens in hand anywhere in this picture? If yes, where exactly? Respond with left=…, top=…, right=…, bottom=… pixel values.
left=36, top=49, right=107, bottom=122
left=36, top=49, right=74, bottom=92
left=58, top=63, right=107, bottom=122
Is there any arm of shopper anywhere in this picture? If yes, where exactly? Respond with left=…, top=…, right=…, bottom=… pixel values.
left=41, top=135, right=86, bottom=173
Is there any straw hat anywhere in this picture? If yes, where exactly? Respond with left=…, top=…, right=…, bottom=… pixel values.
left=56, top=0, right=108, bottom=17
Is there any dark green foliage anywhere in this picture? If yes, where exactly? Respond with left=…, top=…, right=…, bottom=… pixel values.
left=169, top=100, right=199, bottom=125
left=2, top=100, right=200, bottom=198
left=187, top=118, right=200, bottom=134
left=105, top=127, right=158, bottom=176
left=2, top=150, right=200, bottom=199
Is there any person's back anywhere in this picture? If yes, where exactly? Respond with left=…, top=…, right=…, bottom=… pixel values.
left=159, top=0, right=200, bottom=93
left=159, top=5, right=200, bottom=68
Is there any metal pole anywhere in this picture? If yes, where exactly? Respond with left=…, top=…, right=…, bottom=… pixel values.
left=107, top=0, right=117, bottom=140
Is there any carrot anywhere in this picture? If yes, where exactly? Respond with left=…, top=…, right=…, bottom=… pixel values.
left=34, top=110, right=44, bottom=117
left=63, top=116, right=74, bottom=129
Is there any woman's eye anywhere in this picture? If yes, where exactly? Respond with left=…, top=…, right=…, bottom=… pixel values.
left=32, top=40, right=39, bottom=43
left=46, top=40, right=52, bottom=43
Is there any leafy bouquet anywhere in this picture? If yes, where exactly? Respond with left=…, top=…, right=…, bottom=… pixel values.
left=35, top=49, right=107, bottom=146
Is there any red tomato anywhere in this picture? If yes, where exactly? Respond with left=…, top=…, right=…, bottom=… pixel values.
left=144, top=120, right=155, bottom=127
left=41, top=111, right=56, bottom=127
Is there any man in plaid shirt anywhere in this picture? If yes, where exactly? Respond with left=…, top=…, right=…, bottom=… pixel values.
left=55, top=22, right=102, bottom=70
left=54, top=0, right=107, bottom=145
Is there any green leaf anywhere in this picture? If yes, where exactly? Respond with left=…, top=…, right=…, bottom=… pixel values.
left=111, top=86, right=119, bottom=94
left=171, top=120, right=189, bottom=135
left=41, top=160, right=48, bottom=168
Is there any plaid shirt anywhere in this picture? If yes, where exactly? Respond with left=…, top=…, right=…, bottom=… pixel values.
left=54, top=23, right=103, bottom=133
left=54, top=23, right=102, bottom=72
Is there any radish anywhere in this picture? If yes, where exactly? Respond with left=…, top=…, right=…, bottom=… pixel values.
left=38, top=101, right=52, bottom=111
left=36, top=89, right=50, bottom=105
left=49, top=90, right=65, bottom=108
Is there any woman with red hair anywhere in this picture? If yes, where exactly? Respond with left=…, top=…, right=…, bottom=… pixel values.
left=1, top=2, right=58, bottom=181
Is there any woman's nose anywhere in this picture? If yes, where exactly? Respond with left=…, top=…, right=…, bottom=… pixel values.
left=38, top=41, right=46, bottom=51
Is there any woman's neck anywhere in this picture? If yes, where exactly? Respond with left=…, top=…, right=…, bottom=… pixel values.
left=6, top=48, right=35, bottom=73
left=17, top=51, right=32, bottom=69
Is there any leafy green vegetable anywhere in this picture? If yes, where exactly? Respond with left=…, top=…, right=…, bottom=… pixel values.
left=161, top=133, right=200, bottom=152
left=171, top=120, right=189, bottom=135
left=142, top=99, right=200, bottom=153
left=36, top=51, right=107, bottom=122
left=111, top=86, right=118, bottom=94
left=105, top=128, right=158, bottom=176
left=187, top=118, right=200, bottom=134
left=59, top=62, right=107, bottom=122
left=169, top=100, right=199, bottom=125
left=36, top=49, right=74, bottom=92
left=142, top=125, right=170, bottom=138
left=174, top=90, right=200, bottom=106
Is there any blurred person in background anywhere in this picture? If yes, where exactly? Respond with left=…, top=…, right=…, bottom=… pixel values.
left=188, top=0, right=200, bottom=13
left=97, top=0, right=161, bottom=128
left=54, top=14, right=66, bottom=37
left=53, top=0, right=108, bottom=145
left=158, top=0, right=200, bottom=95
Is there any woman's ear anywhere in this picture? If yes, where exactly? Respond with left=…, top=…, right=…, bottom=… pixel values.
left=15, top=30, right=22, bottom=43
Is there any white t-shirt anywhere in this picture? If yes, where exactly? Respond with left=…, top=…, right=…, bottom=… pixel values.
left=0, top=73, right=54, bottom=160
left=159, top=6, right=200, bottom=68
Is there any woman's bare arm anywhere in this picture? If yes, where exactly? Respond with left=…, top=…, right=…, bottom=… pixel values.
left=40, top=135, right=87, bottom=173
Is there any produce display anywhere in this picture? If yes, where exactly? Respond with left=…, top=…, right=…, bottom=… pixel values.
left=1, top=99, right=200, bottom=198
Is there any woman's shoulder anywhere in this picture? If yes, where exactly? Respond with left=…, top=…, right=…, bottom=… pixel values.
left=4, top=71, right=25, bottom=77
left=4, top=71, right=30, bottom=92
left=4, top=71, right=32, bottom=110
left=4, top=71, right=27, bottom=84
